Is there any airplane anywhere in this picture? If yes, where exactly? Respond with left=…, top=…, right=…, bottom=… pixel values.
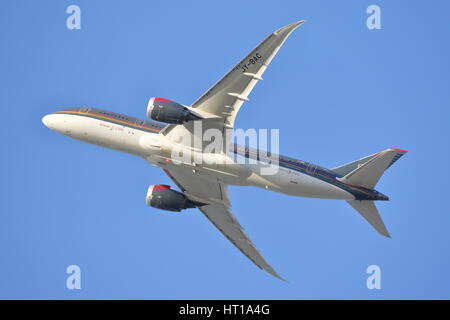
left=42, top=20, right=407, bottom=280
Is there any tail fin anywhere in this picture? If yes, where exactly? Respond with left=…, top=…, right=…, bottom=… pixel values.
left=347, top=200, right=390, bottom=237
left=335, top=148, right=408, bottom=189
left=334, top=148, right=408, bottom=237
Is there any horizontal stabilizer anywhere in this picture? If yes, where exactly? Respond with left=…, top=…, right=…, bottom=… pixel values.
left=337, top=149, right=407, bottom=189
left=332, top=154, right=379, bottom=177
left=347, top=200, right=390, bottom=237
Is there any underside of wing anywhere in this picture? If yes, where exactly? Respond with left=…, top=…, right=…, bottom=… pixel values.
left=162, top=20, right=305, bottom=152
left=199, top=204, right=284, bottom=280
left=191, top=20, right=305, bottom=129
left=163, top=168, right=284, bottom=280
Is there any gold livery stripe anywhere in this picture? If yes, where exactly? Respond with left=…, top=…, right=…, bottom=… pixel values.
left=54, top=110, right=161, bottom=132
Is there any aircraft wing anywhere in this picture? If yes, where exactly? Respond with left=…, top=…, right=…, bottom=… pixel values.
left=163, top=168, right=284, bottom=280
left=161, top=20, right=305, bottom=151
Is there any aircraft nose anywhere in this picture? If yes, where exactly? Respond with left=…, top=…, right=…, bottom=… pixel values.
left=41, top=113, right=73, bottom=136
left=42, top=114, right=52, bottom=127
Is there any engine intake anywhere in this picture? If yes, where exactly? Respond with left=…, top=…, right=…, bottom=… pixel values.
left=147, top=97, right=202, bottom=124
left=146, top=184, right=198, bottom=212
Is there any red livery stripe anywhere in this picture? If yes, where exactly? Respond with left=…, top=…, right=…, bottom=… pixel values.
left=390, top=148, right=408, bottom=152
left=153, top=184, right=171, bottom=189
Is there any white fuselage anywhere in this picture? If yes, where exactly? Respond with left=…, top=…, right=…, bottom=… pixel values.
left=42, top=112, right=355, bottom=200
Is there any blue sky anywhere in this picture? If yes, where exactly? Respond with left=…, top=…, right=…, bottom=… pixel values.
left=1, top=0, right=450, bottom=299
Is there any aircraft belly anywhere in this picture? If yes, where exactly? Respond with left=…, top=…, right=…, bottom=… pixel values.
left=243, top=165, right=354, bottom=200
left=285, top=170, right=354, bottom=200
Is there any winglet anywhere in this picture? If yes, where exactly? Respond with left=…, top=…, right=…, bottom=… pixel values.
left=274, top=20, right=306, bottom=36
left=263, top=265, right=287, bottom=282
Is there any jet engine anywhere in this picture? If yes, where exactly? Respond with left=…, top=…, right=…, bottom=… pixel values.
left=146, top=184, right=198, bottom=212
left=146, top=97, right=202, bottom=124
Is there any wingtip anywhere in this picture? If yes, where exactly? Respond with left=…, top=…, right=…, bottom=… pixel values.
left=292, top=20, right=306, bottom=26
left=275, top=20, right=306, bottom=35
left=379, top=228, right=391, bottom=238
left=264, top=268, right=287, bottom=282
left=289, top=20, right=306, bottom=30
left=389, top=148, right=408, bottom=153
left=272, top=273, right=288, bottom=282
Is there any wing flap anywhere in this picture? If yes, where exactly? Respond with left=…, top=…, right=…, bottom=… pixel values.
left=163, top=168, right=229, bottom=206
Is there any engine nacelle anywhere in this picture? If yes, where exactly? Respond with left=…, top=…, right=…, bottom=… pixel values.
left=146, top=184, right=196, bottom=212
left=147, top=97, right=202, bottom=124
